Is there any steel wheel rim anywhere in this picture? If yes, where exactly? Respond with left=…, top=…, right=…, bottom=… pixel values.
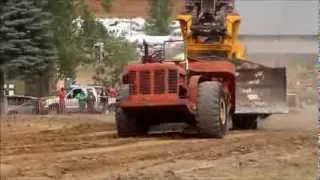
left=219, top=99, right=226, bottom=125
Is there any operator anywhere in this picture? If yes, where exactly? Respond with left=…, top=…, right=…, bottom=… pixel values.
left=217, top=0, right=235, bottom=13
left=87, top=89, right=96, bottom=113
left=184, top=0, right=194, bottom=14
left=142, top=40, right=150, bottom=63
left=100, top=88, right=107, bottom=112
left=198, top=11, right=214, bottom=24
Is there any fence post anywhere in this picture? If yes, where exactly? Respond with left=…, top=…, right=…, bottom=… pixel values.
left=36, top=97, right=44, bottom=115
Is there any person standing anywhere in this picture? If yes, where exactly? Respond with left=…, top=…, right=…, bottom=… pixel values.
left=100, top=88, right=107, bottom=112
left=87, top=89, right=96, bottom=113
left=76, top=91, right=87, bottom=113
left=58, top=88, right=66, bottom=114
left=106, top=86, right=117, bottom=113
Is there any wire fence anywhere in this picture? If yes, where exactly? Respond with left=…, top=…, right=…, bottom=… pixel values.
left=6, top=95, right=117, bottom=115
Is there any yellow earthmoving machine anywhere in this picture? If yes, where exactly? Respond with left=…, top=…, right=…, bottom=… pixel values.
left=115, top=0, right=288, bottom=138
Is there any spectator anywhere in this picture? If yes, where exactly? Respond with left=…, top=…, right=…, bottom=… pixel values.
left=107, top=86, right=118, bottom=97
left=100, top=88, right=107, bottom=112
left=106, top=86, right=117, bottom=113
left=87, top=89, right=96, bottom=113
left=76, top=91, right=87, bottom=113
left=58, top=88, right=66, bottom=114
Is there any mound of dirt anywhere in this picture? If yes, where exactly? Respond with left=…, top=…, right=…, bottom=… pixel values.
left=0, top=112, right=316, bottom=180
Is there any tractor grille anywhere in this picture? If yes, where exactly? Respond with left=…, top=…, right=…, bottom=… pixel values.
left=128, top=69, right=178, bottom=95
left=129, top=71, right=137, bottom=94
left=154, top=70, right=165, bottom=94
left=139, top=71, right=151, bottom=94
left=168, top=69, right=178, bottom=93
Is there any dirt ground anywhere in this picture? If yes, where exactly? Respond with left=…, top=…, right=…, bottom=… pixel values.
left=0, top=105, right=317, bottom=180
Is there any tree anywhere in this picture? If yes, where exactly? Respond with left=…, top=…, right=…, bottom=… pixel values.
left=101, top=0, right=113, bottom=12
left=47, top=0, right=137, bottom=87
left=46, top=0, right=112, bottom=79
left=0, top=0, right=9, bottom=115
left=47, top=0, right=84, bottom=78
left=24, top=0, right=58, bottom=97
left=145, top=0, right=172, bottom=35
left=77, top=8, right=110, bottom=62
left=93, top=38, right=138, bottom=86
left=0, top=0, right=56, bottom=77
left=77, top=9, right=138, bottom=86
left=0, top=0, right=57, bottom=113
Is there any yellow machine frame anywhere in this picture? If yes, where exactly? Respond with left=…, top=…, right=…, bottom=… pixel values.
left=177, top=13, right=246, bottom=60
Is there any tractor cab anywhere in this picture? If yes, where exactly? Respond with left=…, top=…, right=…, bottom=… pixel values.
left=141, top=40, right=186, bottom=64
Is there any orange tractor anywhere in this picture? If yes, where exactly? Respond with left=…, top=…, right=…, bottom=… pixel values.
left=116, top=0, right=288, bottom=138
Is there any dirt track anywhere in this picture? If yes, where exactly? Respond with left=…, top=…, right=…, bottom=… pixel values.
left=0, top=106, right=317, bottom=180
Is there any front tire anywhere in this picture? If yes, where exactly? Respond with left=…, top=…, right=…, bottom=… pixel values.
left=196, top=81, right=228, bottom=138
left=115, top=108, right=149, bottom=137
left=115, top=85, right=149, bottom=137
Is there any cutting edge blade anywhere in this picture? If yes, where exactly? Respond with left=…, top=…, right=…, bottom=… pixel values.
left=233, top=60, right=289, bottom=114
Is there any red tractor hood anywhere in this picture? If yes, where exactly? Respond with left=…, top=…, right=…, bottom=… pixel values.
left=188, top=58, right=236, bottom=74
left=123, top=62, right=186, bottom=75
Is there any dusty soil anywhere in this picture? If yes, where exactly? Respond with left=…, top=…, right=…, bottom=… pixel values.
left=0, top=106, right=317, bottom=180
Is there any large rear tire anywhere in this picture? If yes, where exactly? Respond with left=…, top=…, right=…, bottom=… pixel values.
left=196, top=81, right=228, bottom=138
left=115, top=108, right=149, bottom=137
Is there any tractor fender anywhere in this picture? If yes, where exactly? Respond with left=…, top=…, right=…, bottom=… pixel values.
left=188, top=74, right=235, bottom=112
left=187, top=75, right=202, bottom=105
left=188, top=75, right=230, bottom=104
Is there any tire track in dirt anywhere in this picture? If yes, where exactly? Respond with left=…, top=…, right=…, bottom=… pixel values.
left=106, top=130, right=313, bottom=172
left=2, top=121, right=117, bottom=155
left=1, top=112, right=316, bottom=180
left=5, top=129, right=312, bottom=178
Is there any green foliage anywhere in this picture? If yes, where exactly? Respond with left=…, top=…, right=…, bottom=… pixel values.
left=77, top=9, right=110, bottom=60
left=0, top=0, right=11, bottom=71
left=58, top=1, right=137, bottom=86
left=81, top=15, right=138, bottom=86
left=101, top=0, right=113, bottom=12
left=47, top=0, right=110, bottom=78
left=47, top=0, right=84, bottom=78
left=0, top=0, right=57, bottom=98
left=93, top=37, right=138, bottom=86
left=0, top=0, right=57, bottom=77
left=1, top=0, right=135, bottom=89
left=145, top=0, right=172, bottom=36
left=46, top=0, right=132, bottom=85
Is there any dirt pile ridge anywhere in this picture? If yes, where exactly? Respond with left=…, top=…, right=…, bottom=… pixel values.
left=1, top=108, right=316, bottom=180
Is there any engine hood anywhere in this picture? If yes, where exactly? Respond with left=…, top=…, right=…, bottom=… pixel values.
left=123, top=62, right=186, bottom=75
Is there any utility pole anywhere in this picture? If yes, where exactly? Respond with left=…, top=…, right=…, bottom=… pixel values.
left=93, top=42, right=105, bottom=86
left=94, top=42, right=104, bottom=64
